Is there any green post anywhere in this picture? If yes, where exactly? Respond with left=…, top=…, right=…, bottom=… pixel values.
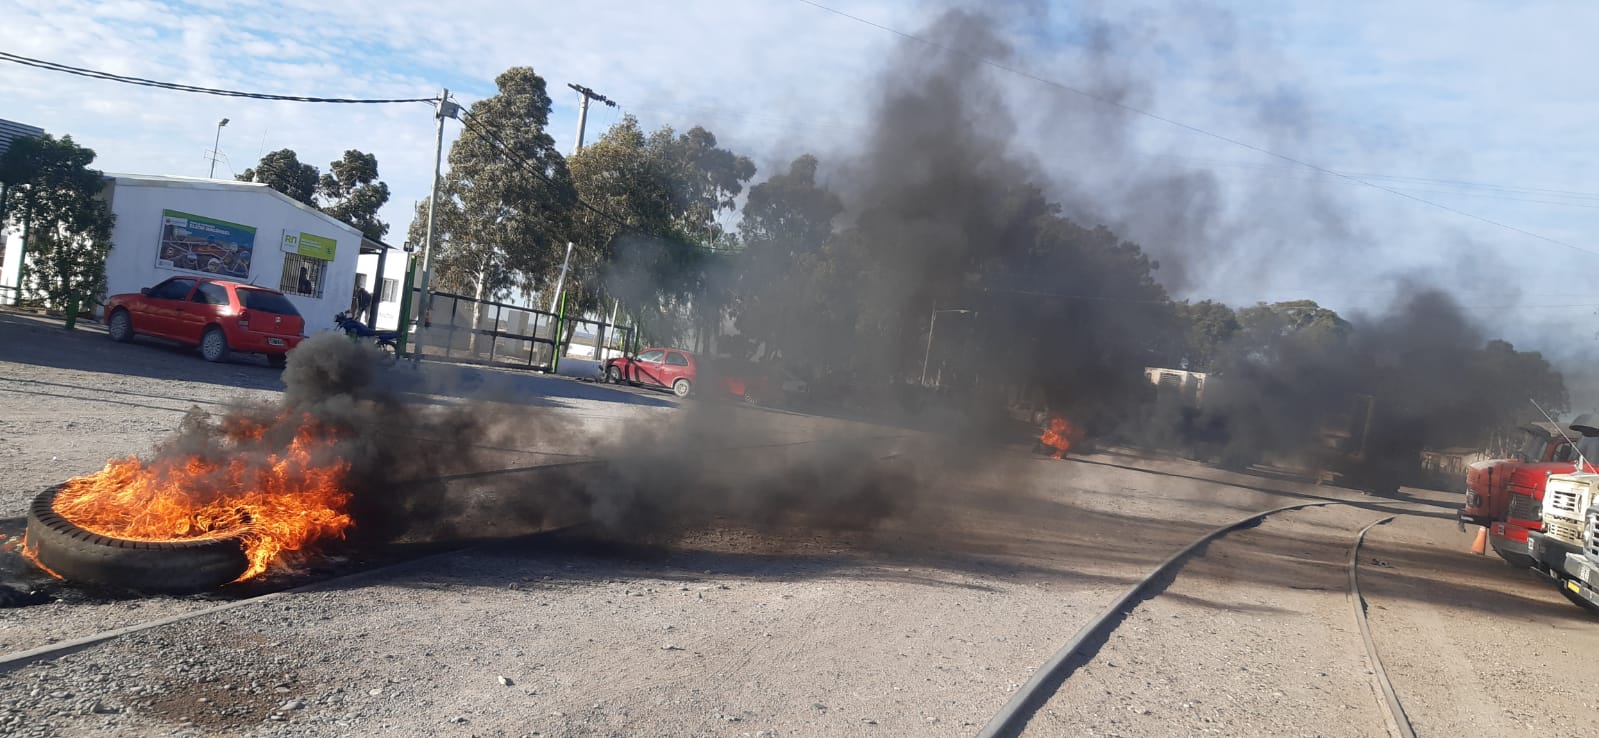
left=551, top=290, right=567, bottom=374
left=395, top=254, right=417, bottom=354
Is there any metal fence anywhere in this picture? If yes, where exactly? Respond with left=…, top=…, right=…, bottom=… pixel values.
left=405, top=289, right=633, bottom=371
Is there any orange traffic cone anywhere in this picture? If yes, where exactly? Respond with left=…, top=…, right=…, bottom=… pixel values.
left=1471, top=525, right=1488, bottom=555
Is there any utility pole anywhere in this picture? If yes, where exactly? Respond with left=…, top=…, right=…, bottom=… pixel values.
left=208, top=118, right=229, bottom=178
left=566, top=83, right=616, bottom=156
left=407, top=88, right=460, bottom=365
left=921, top=307, right=974, bottom=387
left=551, top=83, right=616, bottom=367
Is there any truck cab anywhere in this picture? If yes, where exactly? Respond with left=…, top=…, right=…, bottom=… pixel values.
left=1555, top=499, right=1599, bottom=609
left=1468, top=419, right=1599, bottom=569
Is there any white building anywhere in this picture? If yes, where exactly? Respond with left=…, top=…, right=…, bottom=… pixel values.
left=355, top=244, right=410, bottom=332
left=1, top=173, right=364, bottom=334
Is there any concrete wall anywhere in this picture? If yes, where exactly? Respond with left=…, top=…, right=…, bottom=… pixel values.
left=100, top=177, right=363, bottom=334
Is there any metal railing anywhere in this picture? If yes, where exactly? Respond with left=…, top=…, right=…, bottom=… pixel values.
left=405, top=289, right=633, bottom=372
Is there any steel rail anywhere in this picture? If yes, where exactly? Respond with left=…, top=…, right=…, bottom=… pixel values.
left=1348, top=515, right=1415, bottom=738
left=0, top=524, right=580, bottom=673
left=975, top=500, right=1343, bottom=738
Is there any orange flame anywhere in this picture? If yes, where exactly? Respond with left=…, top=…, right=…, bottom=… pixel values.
left=1039, top=416, right=1082, bottom=459
left=50, top=414, right=354, bottom=583
left=18, top=532, right=63, bottom=580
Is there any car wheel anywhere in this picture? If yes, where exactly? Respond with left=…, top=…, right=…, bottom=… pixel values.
left=673, top=378, right=693, bottom=398
left=607, top=365, right=623, bottom=384
left=200, top=327, right=229, bottom=363
left=267, top=353, right=287, bottom=369
left=107, top=309, right=134, bottom=343
left=24, top=486, right=249, bottom=593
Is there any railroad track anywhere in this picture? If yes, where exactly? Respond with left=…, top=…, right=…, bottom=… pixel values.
left=977, top=502, right=1415, bottom=738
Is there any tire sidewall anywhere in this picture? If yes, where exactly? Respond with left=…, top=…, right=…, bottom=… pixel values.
left=25, top=486, right=250, bottom=593
left=673, top=378, right=692, bottom=398
left=608, top=365, right=622, bottom=383
left=108, top=309, right=133, bottom=342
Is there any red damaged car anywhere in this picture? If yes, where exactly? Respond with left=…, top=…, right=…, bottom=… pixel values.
left=104, top=277, right=306, bottom=366
left=603, top=347, right=698, bottom=397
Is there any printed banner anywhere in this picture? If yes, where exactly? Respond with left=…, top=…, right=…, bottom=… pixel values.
left=156, top=209, right=257, bottom=279
left=281, top=231, right=337, bottom=261
left=297, top=232, right=337, bottom=260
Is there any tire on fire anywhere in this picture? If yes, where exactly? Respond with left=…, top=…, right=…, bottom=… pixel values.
left=24, top=486, right=250, bottom=594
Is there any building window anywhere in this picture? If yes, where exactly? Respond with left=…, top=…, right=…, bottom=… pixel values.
left=379, top=278, right=398, bottom=302
left=280, top=253, right=326, bottom=298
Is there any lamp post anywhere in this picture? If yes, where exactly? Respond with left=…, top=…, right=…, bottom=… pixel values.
left=208, top=118, right=229, bottom=178
left=921, top=308, right=974, bottom=387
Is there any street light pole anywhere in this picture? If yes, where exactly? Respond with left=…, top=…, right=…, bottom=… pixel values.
left=208, top=118, right=229, bottom=178
left=409, top=89, right=459, bottom=365
left=920, top=308, right=974, bottom=387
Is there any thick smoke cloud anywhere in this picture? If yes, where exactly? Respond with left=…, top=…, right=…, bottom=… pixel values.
left=116, top=6, right=1571, bottom=571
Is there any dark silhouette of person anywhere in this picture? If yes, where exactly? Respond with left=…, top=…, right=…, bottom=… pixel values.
left=298, top=266, right=314, bottom=295
left=354, top=284, right=372, bottom=316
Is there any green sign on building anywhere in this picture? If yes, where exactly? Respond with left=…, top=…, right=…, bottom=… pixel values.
left=281, top=231, right=337, bottom=260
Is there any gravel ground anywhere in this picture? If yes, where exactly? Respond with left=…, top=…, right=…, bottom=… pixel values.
left=5, top=310, right=1598, bottom=737
left=1024, top=504, right=1394, bottom=738
left=1358, top=489, right=1599, bottom=738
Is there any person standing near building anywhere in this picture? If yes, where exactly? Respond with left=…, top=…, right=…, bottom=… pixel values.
left=353, top=282, right=372, bottom=317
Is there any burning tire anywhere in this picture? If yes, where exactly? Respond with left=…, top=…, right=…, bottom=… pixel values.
left=24, top=486, right=250, bottom=594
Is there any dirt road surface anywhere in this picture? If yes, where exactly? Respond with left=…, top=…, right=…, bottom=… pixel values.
left=2, top=311, right=1596, bottom=737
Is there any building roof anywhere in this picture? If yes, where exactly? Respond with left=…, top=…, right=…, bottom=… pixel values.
left=104, top=172, right=363, bottom=241
left=0, top=118, right=44, bottom=157
left=360, top=236, right=402, bottom=255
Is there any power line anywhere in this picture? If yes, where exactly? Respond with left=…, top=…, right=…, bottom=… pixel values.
left=791, top=0, right=1599, bottom=258
left=0, top=51, right=437, bottom=104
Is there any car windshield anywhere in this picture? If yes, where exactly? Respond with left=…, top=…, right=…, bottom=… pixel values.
left=238, top=289, right=299, bottom=316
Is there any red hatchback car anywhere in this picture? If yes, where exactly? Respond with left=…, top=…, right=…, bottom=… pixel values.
left=104, top=277, right=306, bottom=366
left=603, top=347, right=697, bottom=397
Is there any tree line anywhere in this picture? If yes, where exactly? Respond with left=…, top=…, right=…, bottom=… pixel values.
left=0, top=65, right=1568, bottom=464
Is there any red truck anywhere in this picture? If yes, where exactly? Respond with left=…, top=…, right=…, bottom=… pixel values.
left=1462, top=421, right=1597, bottom=568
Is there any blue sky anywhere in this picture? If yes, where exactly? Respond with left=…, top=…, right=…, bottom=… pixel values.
left=4, top=0, right=1598, bottom=373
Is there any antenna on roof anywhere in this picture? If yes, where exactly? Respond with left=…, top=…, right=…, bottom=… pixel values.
left=1530, top=398, right=1586, bottom=472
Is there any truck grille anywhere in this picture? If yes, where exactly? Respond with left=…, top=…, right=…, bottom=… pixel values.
left=1586, top=509, right=1599, bottom=561
left=1507, top=493, right=1542, bottom=522
left=1546, top=487, right=1587, bottom=517
left=1545, top=515, right=1586, bottom=546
